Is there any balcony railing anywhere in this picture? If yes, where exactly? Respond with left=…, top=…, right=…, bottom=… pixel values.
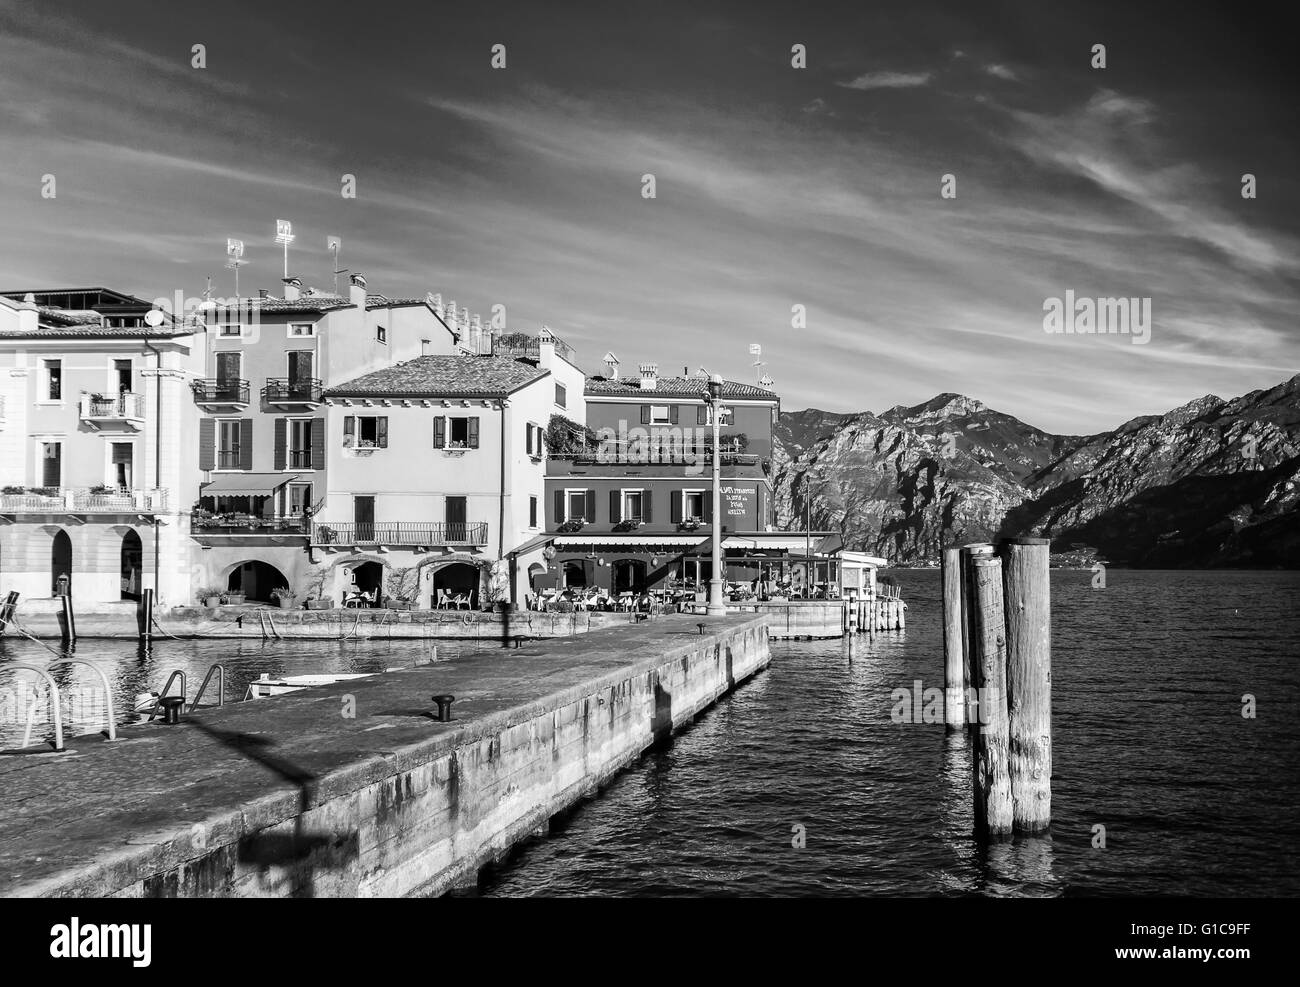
left=191, top=378, right=250, bottom=405
left=288, top=449, right=313, bottom=468
left=0, top=487, right=168, bottom=512
left=79, top=392, right=144, bottom=421
left=311, top=521, right=488, bottom=547
left=263, top=377, right=323, bottom=404
left=191, top=512, right=308, bottom=536
left=216, top=450, right=242, bottom=469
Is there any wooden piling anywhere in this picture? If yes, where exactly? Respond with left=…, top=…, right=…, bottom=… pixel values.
left=959, top=543, right=994, bottom=727
left=141, top=588, right=154, bottom=643
left=1001, top=537, right=1052, bottom=833
left=942, top=547, right=965, bottom=731
left=60, top=592, right=76, bottom=646
left=971, top=556, right=1013, bottom=838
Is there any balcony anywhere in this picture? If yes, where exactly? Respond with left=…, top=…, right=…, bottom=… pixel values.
left=78, top=392, right=145, bottom=429
left=262, top=377, right=322, bottom=408
left=192, top=378, right=250, bottom=409
left=191, top=511, right=308, bottom=536
left=0, top=487, right=168, bottom=514
left=311, top=521, right=488, bottom=548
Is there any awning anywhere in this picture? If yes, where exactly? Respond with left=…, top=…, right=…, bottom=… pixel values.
left=724, top=535, right=823, bottom=551
left=200, top=472, right=299, bottom=496
left=508, top=533, right=555, bottom=557
left=552, top=535, right=709, bottom=550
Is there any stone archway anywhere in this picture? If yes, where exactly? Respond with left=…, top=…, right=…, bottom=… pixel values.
left=120, top=529, right=143, bottom=600
left=226, top=560, right=289, bottom=603
left=419, top=555, right=492, bottom=610
left=51, top=529, right=72, bottom=596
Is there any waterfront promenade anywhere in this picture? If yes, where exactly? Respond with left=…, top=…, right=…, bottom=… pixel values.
left=0, top=613, right=768, bottom=897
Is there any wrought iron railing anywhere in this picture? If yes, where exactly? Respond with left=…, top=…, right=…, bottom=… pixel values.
left=263, top=377, right=322, bottom=403
left=311, top=521, right=488, bottom=546
left=191, top=378, right=250, bottom=404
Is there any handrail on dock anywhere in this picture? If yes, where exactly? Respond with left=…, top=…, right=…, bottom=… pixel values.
left=2, top=664, right=64, bottom=751
left=146, top=670, right=187, bottom=721
left=44, top=658, right=117, bottom=741
left=190, top=663, right=226, bottom=712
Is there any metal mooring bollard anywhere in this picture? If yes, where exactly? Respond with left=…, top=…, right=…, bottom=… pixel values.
left=431, top=694, right=456, bottom=722
left=160, top=695, right=184, bottom=725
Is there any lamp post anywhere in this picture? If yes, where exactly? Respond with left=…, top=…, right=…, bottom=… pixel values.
left=706, top=374, right=727, bottom=616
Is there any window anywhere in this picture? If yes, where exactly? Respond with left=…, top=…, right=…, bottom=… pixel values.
left=566, top=489, right=587, bottom=521
left=649, top=405, right=671, bottom=425
left=289, top=419, right=313, bottom=467
left=376, top=324, right=387, bottom=344
left=433, top=415, right=479, bottom=449
left=288, top=323, right=315, bottom=338
left=217, top=420, right=242, bottom=468
left=697, top=404, right=731, bottom=425
left=684, top=489, right=705, bottom=520
left=42, top=441, right=62, bottom=487
left=111, top=442, right=133, bottom=488
left=343, top=415, right=388, bottom=449
left=44, top=359, right=62, bottom=400
left=622, top=489, right=644, bottom=522
left=219, top=320, right=241, bottom=337
left=286, top=483, right=313, bottom=516
left=529, top=495, right=538, bottom=528
left=555, top=382, right=567, bottom=407
left=525, top=421, right=542, bottom=457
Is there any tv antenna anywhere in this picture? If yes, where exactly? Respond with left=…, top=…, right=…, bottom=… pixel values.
left=749, top=343, right=765, bottom=383
left=225, top=238, right=245, bottom=297
left=327, top=235, right=347, bottom=295
left=274, top=219, right=295, bottom=278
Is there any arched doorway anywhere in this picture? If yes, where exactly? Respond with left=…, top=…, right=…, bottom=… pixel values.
left=430, top=562, right=480, bottom=609
left=51, top=529, right=72, bottom=596
left=612, top=559, right=646, bottom=596
left=350, top=560, right=383, bottom=606
left=227, top=560, right=288, bottom=603
left=120, top=530, right=143, bottom=599
left=561, top=560, right=587, bottom=589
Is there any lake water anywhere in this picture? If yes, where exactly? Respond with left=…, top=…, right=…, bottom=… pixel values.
left=3, top=570, right=1298, bottom=896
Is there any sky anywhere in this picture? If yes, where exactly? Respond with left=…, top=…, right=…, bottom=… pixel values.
left=0, top=0, right=1296, bottom=434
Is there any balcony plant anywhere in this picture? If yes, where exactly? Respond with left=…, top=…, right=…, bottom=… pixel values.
left=2, top=485, right=24, bottom=495
left=678, top=517, right=703, bottom=532
left=557, top=518, right=585, bottom=533
left=270, top=585, right=296, bottom=609
left=89, top=483, right=113, bottom=495
left=613, top=518, right=641, bottom=533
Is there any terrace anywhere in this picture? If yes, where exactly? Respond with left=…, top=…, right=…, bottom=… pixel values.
left=0, top=487, right=167, bottom=513
left=78, top=391, right=145, bottom=428
left=310, top=521, right=489, bottom=548
left=191, top=378, right=251, bottom=409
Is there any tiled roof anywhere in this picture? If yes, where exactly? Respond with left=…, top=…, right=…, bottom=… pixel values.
left=584, top=375, right=777, bottom=400
left=325, top=355, right=549, bottom=398
left=365, top=295, right=428, bottom=310
left=0, top=306, right=191, bottom=338
left=211, top=295, right=353, bottom=315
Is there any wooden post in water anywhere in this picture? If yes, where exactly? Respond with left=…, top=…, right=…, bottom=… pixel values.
left=959, top=543, right=993, bottom=727
left=1001, top=537, right=1052, bottom=833
left=141, top=588, right=154, bottom=643
left=971, top=555, right=1013, bottom=838
left=942, top=547, right=965, bottom=731
left=61, top=592, right=77, bottom=646
left=897, top=595, right=905, bottom=630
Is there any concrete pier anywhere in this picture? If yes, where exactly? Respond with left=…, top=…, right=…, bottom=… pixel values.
left=0, top=614, right=768, bottom=897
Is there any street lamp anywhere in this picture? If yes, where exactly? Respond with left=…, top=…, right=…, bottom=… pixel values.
left=706, top=374, right=727, bottom=616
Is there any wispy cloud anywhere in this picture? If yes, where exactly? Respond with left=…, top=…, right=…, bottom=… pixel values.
left=985, top=63, right=1018, bottom=81
left=836, top=71, right=932, bottom=90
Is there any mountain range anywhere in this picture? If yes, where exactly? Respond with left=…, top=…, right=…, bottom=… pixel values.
left=771, top=374, right=1300, bottom=567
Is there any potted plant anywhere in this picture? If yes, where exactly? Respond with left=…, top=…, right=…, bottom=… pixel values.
left=270, top=586, right=296, bottom=609
left=197, top=585, right=224, bottom=608
left=679, top=517, right=702, bottom=532
left=302, top=567, right=333, bottom=610
left=613, top=518, right=641, bottom=533
left=89, top=483, right=112, bottom=495
left=223, top=590, right=246, bottom=605
left=383, top=566, right=415, bottom=611
left=557, top=518, right=585, bottom=533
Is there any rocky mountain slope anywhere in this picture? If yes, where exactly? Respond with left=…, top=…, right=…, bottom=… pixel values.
left=773, top=374, right=1300, bottom=567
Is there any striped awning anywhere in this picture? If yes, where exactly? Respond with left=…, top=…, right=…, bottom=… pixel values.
left=552, top=535, right=709, bottom=550
left=200, top=472, right=299, bottom=496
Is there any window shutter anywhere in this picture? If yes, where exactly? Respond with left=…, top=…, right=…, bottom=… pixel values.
left=584, top=489, right=596, bottom=522
left=670, top=405, right=679, bottom=425
left=671, top=490, right=682, bottom=523
left=697, top=405, right=707, bottom=425
left=377, top=416, right=389, bottom=448
left=554, top=489, right=564, bottom=523
left=199, top=419, right=215, bottom=470
left=703, top=493, right=714, bottom=522
left=468, top=416, right=480, bottom=449
left=239, top=419, right=254, bottom=470
left=640, top=404, right=650, bottom=425
left=609, top=489, right=621, bottom=524
left=274, top=418, right=287, bottom=470
left=344, top=416, right=355, bottom=444
left=642, top=490, right=652, bottom=523
left=311, top=417, right=326, bottom=469
left=433, top=415, right=445, bottom=448
left=525, top=423, right=533, bottom=455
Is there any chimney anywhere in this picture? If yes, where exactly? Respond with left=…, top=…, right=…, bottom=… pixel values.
left=17, top=292, right=38, bottom=333
left=258, top=288, right=269, bottom=300
left=603, top=352, right=620, bottom=379
left=445, top=299, right=459, bottom=335
left=638, top=362, right=658, bottom=390
left=470, top=313, right=483, bottom=353
left=349, top=272, right=367, bottom=310
left=430, top=292, right=444, bottom=318
left=282, top=277, right=302, bottom=301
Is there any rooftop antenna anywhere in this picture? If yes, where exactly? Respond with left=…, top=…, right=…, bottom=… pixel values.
left=327, top=235, right=346, bottom=295
left=749, top=343, right=765, bottom=384
left=274, top=219, right=295, bottom=279
left=225, top=238, right=245, bottom=297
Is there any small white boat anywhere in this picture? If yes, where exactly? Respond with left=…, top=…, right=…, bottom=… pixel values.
left=245, top=672, right=375, bottom=700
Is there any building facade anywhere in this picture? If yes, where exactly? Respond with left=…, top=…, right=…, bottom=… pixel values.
left=0, top=291, right=202, bottom=606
